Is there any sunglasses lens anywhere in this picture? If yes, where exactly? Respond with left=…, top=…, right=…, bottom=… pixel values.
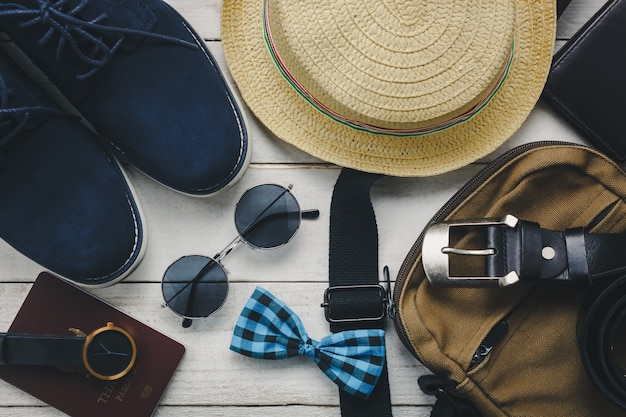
left=162, top=255, right=228, bottom=319
left=234, top=184, right=301, bottom=248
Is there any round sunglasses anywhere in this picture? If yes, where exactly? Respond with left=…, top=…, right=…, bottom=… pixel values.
left=161, top=184, right=319, bottom=327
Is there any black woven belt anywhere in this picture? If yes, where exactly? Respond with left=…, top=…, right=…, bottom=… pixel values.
left=324, top=168, right=393, bottom=417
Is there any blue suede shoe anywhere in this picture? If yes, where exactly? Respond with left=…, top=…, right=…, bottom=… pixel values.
left=0, top=0, right=249, bottom=197
left=0, top=49, right=145, bottom=287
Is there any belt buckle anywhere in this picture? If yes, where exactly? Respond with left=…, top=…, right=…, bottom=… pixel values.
left=321, top=285, right=387, bottom=323
left=422, top=214, right=520, bottom=287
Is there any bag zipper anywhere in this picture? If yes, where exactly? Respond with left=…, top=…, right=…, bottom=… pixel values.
left=391, top=141, right=593, bottom=361
left=468, top=318, right=509, bottom=370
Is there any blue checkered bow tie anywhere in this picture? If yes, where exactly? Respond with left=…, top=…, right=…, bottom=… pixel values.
left=230, top=287, right=386, bottom=399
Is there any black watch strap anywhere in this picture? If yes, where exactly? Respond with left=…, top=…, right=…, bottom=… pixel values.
left=326, top=168, right=392, bottom=417
left=0, top=333, right=85, bottom=367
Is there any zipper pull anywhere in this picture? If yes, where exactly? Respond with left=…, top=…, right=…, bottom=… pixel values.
left=469, top=319, right=508, bottom=369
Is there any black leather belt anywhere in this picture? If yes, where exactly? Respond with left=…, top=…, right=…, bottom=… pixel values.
left=422, top=214, right=626, bottom=409
left=422, top=214, right=626, bottom=287
left=578, top=276, right=626, bottom=410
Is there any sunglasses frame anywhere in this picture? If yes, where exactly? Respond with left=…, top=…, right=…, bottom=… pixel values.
left=161, top=184, right=319, bottom=328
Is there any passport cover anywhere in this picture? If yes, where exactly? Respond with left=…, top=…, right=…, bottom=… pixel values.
left=0, top=272, right=185, bottom=417
left=543, top=0, right=626, bottom=162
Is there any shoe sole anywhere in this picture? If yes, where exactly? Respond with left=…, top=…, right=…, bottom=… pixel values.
left=64, top=154, right=148, bottom=289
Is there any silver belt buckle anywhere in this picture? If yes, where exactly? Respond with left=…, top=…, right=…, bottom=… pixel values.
left=422, top=214, right=520, bottom=287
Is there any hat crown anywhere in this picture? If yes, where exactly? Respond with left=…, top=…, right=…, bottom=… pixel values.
left=386, top=0, right=423, bottom=26
left=265, top=0, right=516, bottom=133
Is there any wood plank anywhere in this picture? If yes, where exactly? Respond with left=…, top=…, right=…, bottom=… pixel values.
left=0, top=165, right=487, bottom=282
left=0, top=405, right=433, bottom=417
left=0, top=282, right=432, bottom=409
left=0, top=1, right=609, bottom=415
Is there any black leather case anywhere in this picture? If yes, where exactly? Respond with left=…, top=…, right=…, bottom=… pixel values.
left=543, top=0, right=626, bottom=162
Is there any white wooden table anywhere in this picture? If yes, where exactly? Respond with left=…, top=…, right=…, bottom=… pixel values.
left=0, top=0, right=606, bottom=415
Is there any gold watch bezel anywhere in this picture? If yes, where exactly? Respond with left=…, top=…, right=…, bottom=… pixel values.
left=82, top=322, right=137, bottom=381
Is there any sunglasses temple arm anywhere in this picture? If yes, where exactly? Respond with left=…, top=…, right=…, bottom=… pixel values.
left=180, top=260, right=209, bottom=328
left=236, top=209, right=320, bottom=242
left=302, top=209, right=320, bottom=220
left=236, top=189, right=290, bottom=240
left=177, top=236, right=242, bottom=328
left=215, top=208, right=317, bottom=265
left=168, top=235, right=243, bottom=328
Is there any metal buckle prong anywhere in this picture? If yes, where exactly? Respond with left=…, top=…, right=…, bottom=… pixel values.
left=422, top=215, right=520, bottom=287
left=441, top=247, right=496, bottom=256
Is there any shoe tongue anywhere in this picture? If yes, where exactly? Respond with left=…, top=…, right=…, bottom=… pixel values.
left=65, top=0, right=157, bottom=50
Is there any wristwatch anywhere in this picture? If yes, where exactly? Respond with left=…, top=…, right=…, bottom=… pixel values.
left=0, top=322, right=137, bottom=380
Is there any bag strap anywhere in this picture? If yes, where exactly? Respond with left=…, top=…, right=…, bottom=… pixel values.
left=325, top=168, right=392, bottom=417
left=418, top=376, right=483, bottom=417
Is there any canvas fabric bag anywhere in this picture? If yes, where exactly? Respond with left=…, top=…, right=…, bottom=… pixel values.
left=393, top=142, right=626, bottom=417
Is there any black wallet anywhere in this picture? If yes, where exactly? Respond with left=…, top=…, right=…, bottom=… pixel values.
left=543, top=0, right=626, bottom=162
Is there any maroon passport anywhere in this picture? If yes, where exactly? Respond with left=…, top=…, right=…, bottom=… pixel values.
left=0, top=272, right=185, bottom=417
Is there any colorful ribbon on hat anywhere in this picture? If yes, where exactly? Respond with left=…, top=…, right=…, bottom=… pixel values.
left=262, top=0, right=514, bottom=137
left=230, top=287, right=386, bottom=399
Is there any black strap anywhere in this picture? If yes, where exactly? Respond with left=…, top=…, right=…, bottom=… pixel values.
left=0, top=333, right=85, bottom=367
left=327, top=168, right=392, bottom=417
left=418, top=375, right=483, bottom=417
left=578, top=275, right=626, bottom=409
left=484, top=220, right=626, bottom=286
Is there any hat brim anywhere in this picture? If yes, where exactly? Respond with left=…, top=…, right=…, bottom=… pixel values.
left=221, top=0, right=556, bottom=177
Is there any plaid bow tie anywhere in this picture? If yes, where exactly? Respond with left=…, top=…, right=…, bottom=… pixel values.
left=230, top=287, right=386, bottom=399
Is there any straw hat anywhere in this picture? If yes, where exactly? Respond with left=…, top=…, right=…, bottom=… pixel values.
left=221, top=0, right=556, bottom=176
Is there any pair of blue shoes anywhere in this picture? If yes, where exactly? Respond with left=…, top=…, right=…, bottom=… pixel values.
left=0, top=0, right=249, bottom=286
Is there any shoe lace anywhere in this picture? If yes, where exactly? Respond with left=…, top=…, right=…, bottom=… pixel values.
left=0, top=73, right=68, bottom=167
left=0, top=0, right=199, bottom=80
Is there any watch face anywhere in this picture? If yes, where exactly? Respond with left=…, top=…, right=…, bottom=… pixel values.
left=84, top=325, right=137, bottom=380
